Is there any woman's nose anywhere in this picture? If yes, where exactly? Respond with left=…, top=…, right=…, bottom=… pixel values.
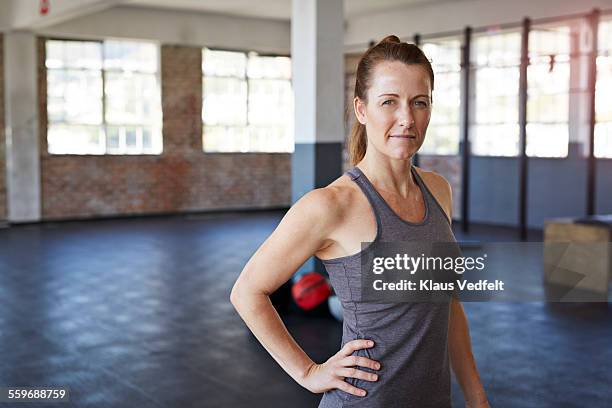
left=398, top=108, right=415, bottom=127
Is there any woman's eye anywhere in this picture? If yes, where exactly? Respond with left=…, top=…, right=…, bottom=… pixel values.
left=382, top=100, right=394, bottom=106
left=414, top=100, right=430, bottom=108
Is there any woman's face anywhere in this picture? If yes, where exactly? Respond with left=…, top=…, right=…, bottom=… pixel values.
left=354, top=60, right=432, bottom=161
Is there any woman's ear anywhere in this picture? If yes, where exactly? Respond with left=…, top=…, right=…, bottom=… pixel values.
left=354, top=97, right=367, bottom=125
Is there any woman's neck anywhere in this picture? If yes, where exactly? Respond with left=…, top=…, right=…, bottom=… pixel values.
left=357, top=150, right=417, bottom=198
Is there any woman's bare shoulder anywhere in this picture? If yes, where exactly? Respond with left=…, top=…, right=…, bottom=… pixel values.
left=414, top=167, right=451, bottom=190
left=413, top=167, right=453, bottom=220
left=295, top=173, right=359, bottom=221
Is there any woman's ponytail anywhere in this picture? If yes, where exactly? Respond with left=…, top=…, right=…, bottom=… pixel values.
left=348, top=122, right=367, bottom=166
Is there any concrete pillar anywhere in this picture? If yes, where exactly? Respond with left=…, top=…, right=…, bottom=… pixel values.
left=291, top=0, right=344, bottom=202
left=4, top=31, right=40, bottom=222
left=291, top=0, right=344, bottom=276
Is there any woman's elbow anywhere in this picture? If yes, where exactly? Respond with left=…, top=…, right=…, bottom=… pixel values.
left=230, top=281, right=243, bottom=308
left=230, top=279, right=260, bottom=309
left=230, top=279, right=272, bottom=314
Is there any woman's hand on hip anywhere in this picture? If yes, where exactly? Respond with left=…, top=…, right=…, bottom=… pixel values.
left=300, top=339, right=380, bottom=397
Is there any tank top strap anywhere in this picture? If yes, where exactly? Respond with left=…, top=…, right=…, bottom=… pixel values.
left=345, top=167, right=390, bottom=226
left=411, top=166, right=452, bottom=226
left=410, top=166, right=435, bottom=207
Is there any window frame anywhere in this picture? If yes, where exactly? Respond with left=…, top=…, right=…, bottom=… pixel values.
left=201, top=46, right=293, bottom=154
left=469, top=29, right=523, bottom=158
left=595, top=18, right=612, bottom=159
left=44, top=36, right=163, bottom=156
left=524, top=23, right=572, bottom=159
left=420, top=36, right=463, bottom=157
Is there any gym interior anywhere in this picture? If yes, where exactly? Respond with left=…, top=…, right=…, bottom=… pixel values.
left=0, top=0, right=611, bottom=407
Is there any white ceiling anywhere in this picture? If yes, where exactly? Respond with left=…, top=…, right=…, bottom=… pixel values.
left=125, top=0, right=447, bottom=20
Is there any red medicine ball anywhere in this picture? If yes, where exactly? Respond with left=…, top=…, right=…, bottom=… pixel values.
left=292, top=272, right=332, bottom=311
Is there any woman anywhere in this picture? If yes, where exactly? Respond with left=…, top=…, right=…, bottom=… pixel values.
left=230, top=35, right=489, bottom=408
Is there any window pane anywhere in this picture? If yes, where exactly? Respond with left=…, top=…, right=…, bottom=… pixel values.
left=46, top=40, right=102, bottom=70
left=595, top=58, right=612, bottom=122
left=526, top=26, right=570, bottom=158
left=105, top=126, right=161, bottom=155
left=475, top=94, right=518, bottom=124
left=46, top=39, right=161, bottom=156
left=125, top=127, right=138, bottom=147
left=47, top=69, right=103, bottom=124
left=142, top=128, right=152, bottom=149
left=202, top=48, right=294, bottom=153
left=106, top=126, right=120, bottom=151
left=203, top=77, right=247, bottom=125
left=421, top=39, right=461, bottom=155
left=472, top=32, right=521, bottom=156
left=471, top=124, right=520, bottom=156
left=526, top=123, right=568, bottom=157
left=140, top=126, right=162, bottom=154
left=247, top=79, right=293, bottom=125
left=203, top=126, right=249, bottom=152
left=105, top=72, right=159, bottom=125
left=431, top=71, right=461, bottom=124
left=476, top=66, right=520, bottom=97
left=247, top=54, right=291, bottom=79
left=203, top=49, right=246, bottom=77
left=474, top=32, right=521, bottom=67
left=527, top=61, right=570, bottom=95
left=596, top=20, right=612, bottom=158
left=529, top=26, right=570, bottom=57
left=421, top=125, right=460, bottom=155
left=103, top=41, right=158, bottom=73
left=598, top=19, right=612, bottom=53
left=48, top=124, right=104, bottom=154
left=527, top=93, right=568, bottom=124
left=249, top=126, right=293, bottom=152
left=422, top=40, right=461, bottom=71
left=595, top=122, right=612, bottom=158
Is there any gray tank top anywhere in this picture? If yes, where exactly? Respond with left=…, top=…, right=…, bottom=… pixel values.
left=318, top=166, right=456, bottom=408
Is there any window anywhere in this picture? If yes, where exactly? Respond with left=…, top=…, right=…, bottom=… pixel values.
left=526, top=25, right=571, bottom=157
left=595, top=19, right=612, bottom=158
left=421, top=38, right=462, bottom=155
left=471, top=31, right=521, bottom=156
left=202, top=48, right=293, bottom=153
left=46, top=39, right=161, bottom=155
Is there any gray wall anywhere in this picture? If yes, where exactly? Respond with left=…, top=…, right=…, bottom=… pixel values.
left=527, top=145, right=588, bottom=228
left=464, top=143, right=608, bottom=228
left=597, top=159, right=612, bottom=214
left=469, top=157, right=520, bottom=226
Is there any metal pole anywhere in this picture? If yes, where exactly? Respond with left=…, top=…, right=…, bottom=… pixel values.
left=518, top=18, right=530, bottom=241
left=460, top=26, right=472, bottom=233
left=586, top=9, right=600, bottom=216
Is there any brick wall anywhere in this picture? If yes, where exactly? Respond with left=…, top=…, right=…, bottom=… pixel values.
left=39, top=40, right=290, bottom=220
left=0, top=34, right=6, bottom=221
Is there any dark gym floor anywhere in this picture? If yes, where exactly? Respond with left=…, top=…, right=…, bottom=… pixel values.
left=0, top=211, right=610, bottom=407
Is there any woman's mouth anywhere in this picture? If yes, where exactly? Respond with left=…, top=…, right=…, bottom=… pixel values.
left=389, top=135, right=416, bottom=139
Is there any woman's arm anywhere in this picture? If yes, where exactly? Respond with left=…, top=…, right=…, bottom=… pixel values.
left=417, top=170, right=489, bottom=406
left=230, top=188, right=379, bottom=396
left=449, top=298, right=490, bottom=407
